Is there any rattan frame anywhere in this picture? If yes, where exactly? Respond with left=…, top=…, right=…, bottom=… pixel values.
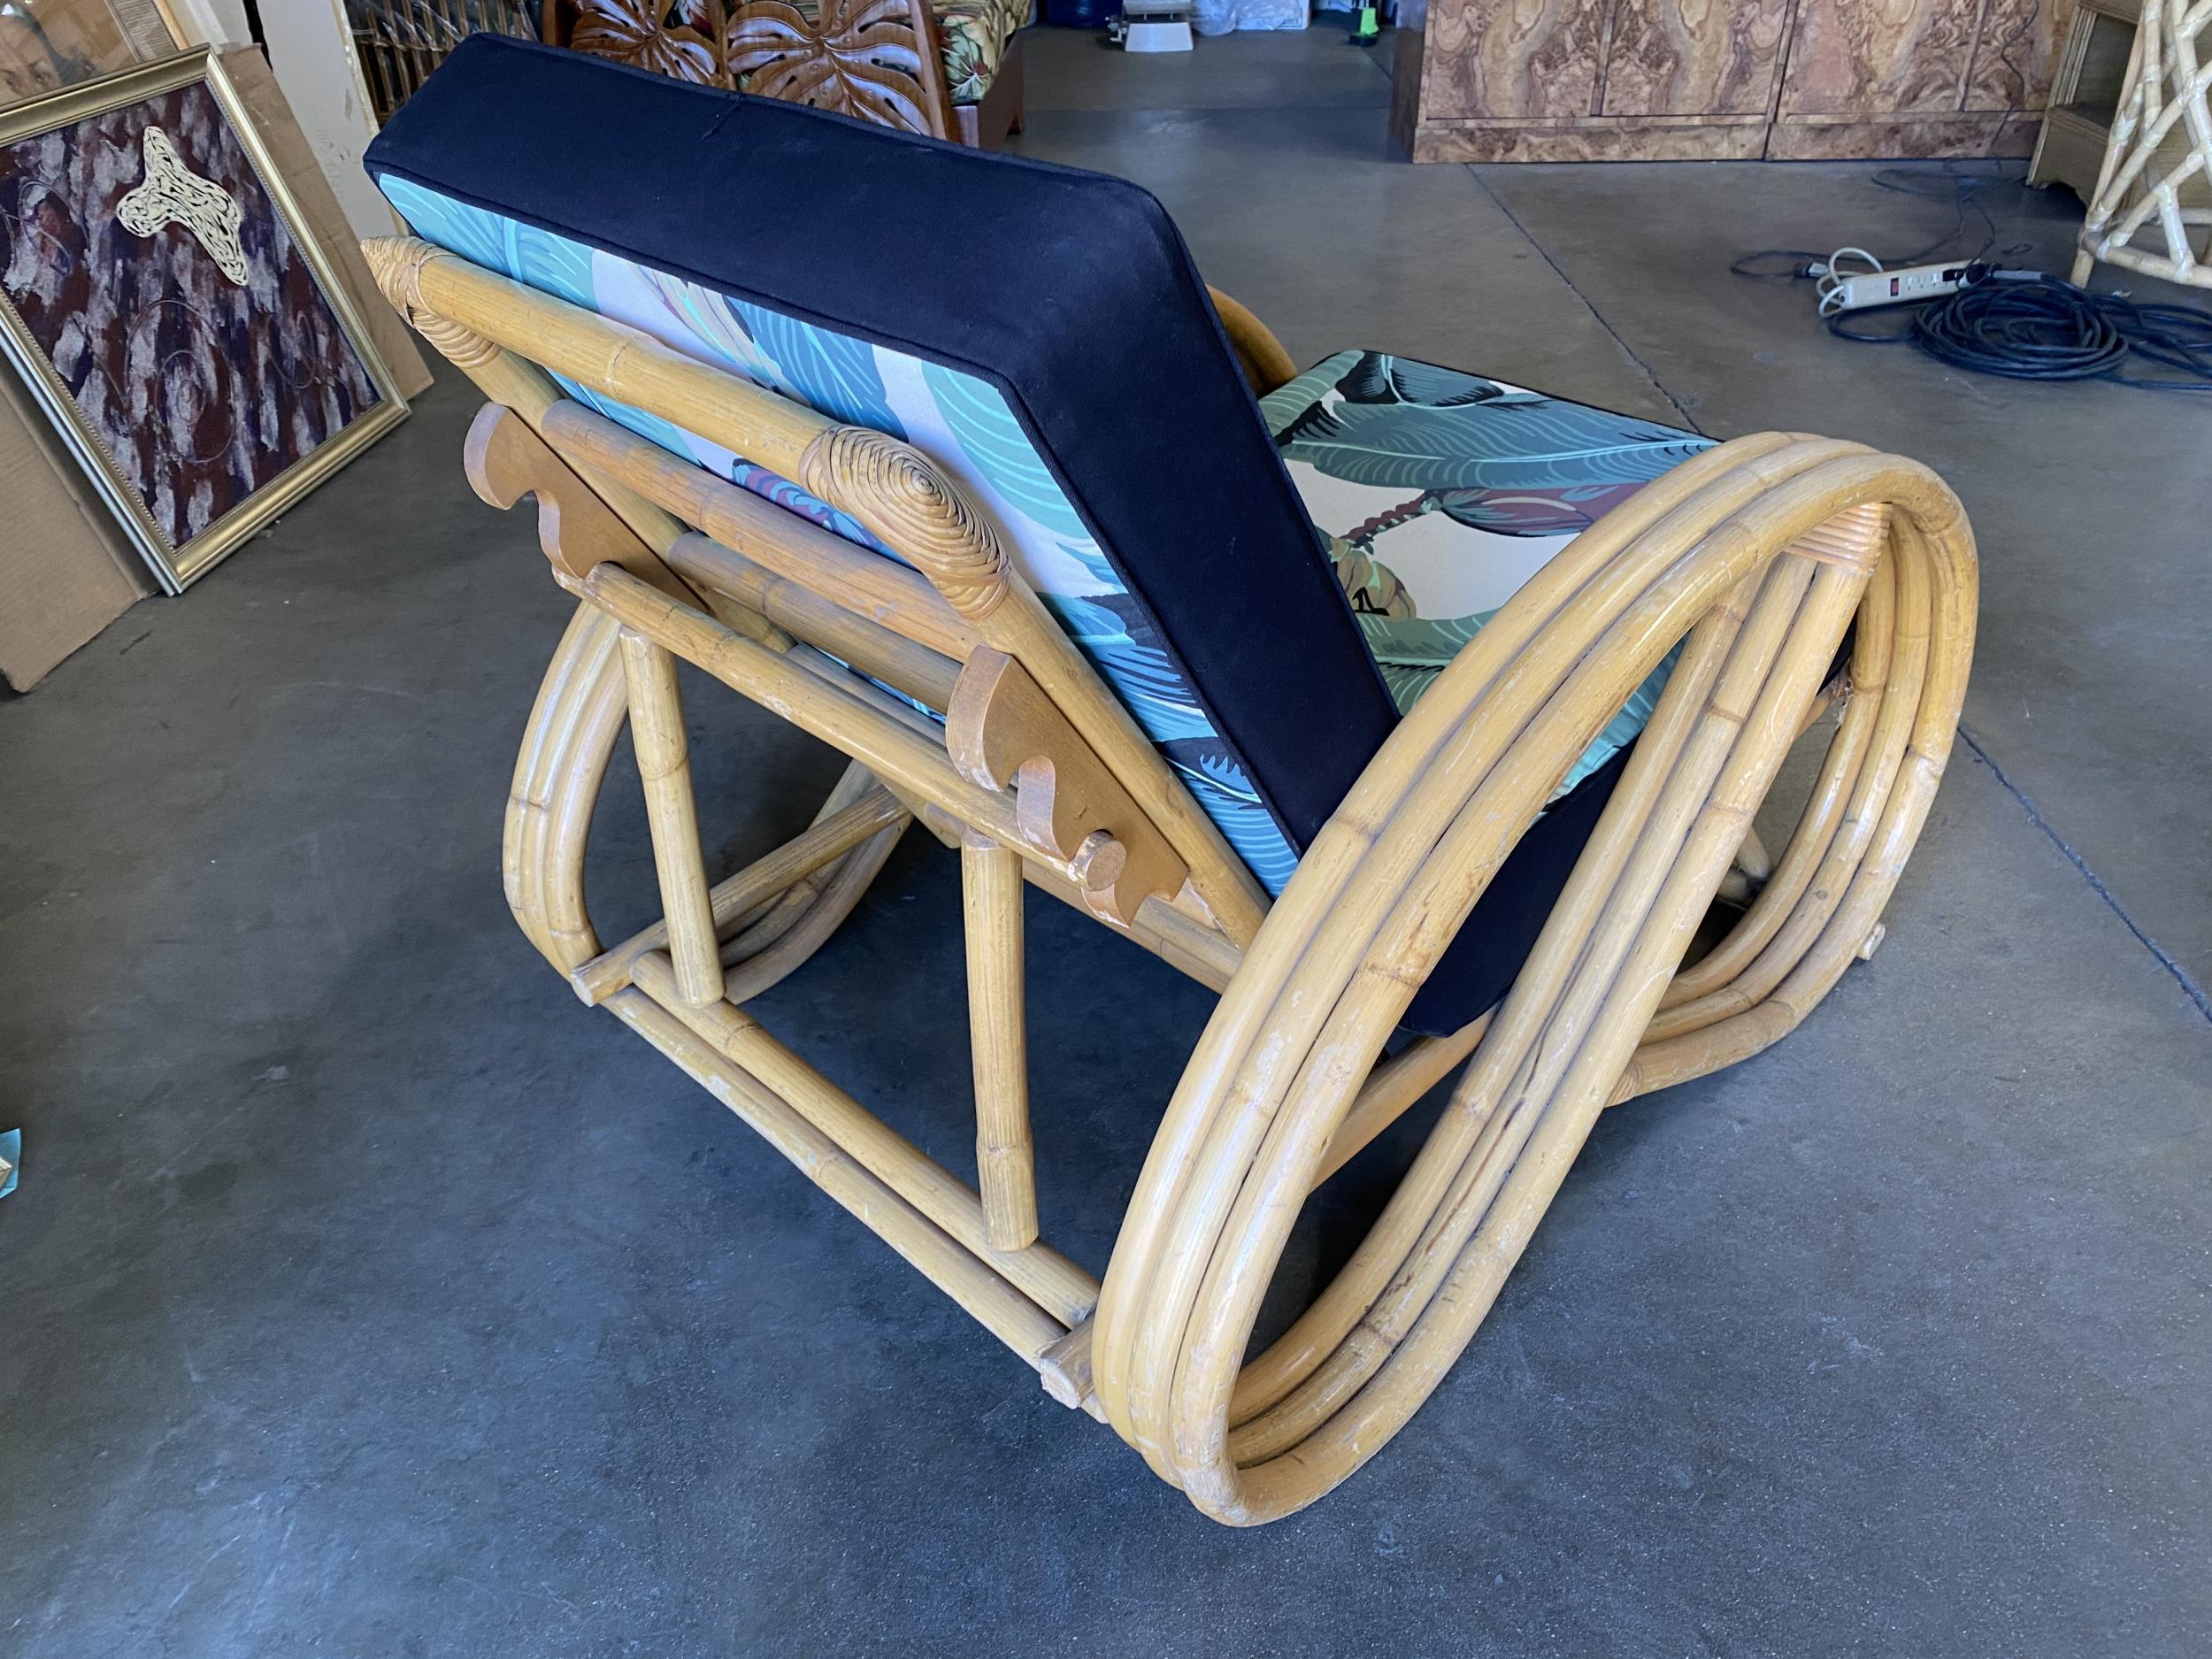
left=366, top=231, right=1978, bottom=1525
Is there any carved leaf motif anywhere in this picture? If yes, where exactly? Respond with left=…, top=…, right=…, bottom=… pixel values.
left=571, top=0, right=721, bottom=82
left=725, top=0, right=948, bottom=136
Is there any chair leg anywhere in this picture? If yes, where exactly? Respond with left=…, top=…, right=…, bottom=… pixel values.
left=962, top=832, right=1038, bottom=1251
left=618, top=627, right=724, bottom=1008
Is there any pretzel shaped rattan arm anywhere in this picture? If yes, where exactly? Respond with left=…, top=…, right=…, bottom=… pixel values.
left=1091, top=434, right=1978, bottom=1525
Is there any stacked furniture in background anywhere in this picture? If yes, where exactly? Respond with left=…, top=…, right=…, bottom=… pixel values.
left=546, top=0, right=1027, bottom=146
left=1393, top=0, right=2069, bottom=160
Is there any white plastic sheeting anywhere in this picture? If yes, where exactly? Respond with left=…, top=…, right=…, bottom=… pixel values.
left=1192, top=0, right=1306, bottom=35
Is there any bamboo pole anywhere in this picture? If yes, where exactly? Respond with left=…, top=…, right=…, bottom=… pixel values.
left=543, top=403, right=978, bottom=663
left=663, top=532, right=963, bottom=712
left=571, top=787, right=908, bottom=1005
left=618, top=629, right=725, bottom=1007
left=1311, top=1014, right=1492, bottom=1187
left=1038, top=1319, right=1109, bottom=1422
left=962, top=833, right=1039, bottom=1251
left=365, top=238, right=834, bottom=480
left=608, top=987, right=1073, bottom=1365
left=1206, top=287, right=1298, bottom=396
left=629, top=953, right=1097, bottom=1325
left=581, top=564, right=1038, bottom=861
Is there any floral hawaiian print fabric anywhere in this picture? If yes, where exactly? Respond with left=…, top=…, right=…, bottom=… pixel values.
left=1262, top=349, right=1711, bottom=799
left=379, top=176, right=1303, bottom=891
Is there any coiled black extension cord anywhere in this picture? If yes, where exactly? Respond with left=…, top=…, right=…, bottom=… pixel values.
left=1827, top=272, right=2212, bottom=391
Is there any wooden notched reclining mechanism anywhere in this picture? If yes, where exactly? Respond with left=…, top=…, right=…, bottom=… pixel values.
left=367, top=231, right=1978, bottom=1525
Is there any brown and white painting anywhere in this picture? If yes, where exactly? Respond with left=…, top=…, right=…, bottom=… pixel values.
left=0, top=72, right=388, bottom=583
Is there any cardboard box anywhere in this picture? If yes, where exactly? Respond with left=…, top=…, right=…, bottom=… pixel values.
left=0, top=359, right=155, bottom=691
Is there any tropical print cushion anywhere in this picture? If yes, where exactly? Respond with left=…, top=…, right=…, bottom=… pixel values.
left=380, top=175, right=1306, bottom=893
left=933, top=0, right=1026, bottom=104
left=1263, top=349, right=1712, bottom=799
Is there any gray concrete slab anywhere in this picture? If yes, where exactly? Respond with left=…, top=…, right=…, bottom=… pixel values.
left=1022, top=19, right=1392, bottom=111
left=1016, top=102, right=1684, bottom=422
left=4, top=25, right=2210, bottom=1659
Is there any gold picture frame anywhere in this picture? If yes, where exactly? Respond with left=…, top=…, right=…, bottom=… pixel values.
left=0, top=49, right=408, bottom=591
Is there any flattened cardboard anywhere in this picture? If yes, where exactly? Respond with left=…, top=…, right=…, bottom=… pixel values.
left=0, top=356, right=153, bottom=691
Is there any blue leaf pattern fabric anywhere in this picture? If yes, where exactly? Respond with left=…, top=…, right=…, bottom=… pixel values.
left=921, top=364, right=1090, bottom=543
left=376, top=176, right=1305, bottom=890
left=1264, top=349, right=1711, bottom=805
left=729, top=300, right=905, bottom=435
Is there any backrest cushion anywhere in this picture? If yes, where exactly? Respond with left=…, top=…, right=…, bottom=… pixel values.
left=365, top=35, right=1397, bottom=894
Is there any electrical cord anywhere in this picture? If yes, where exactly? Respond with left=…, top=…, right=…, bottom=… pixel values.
left=1730, top=167, right=2037, bottom=281
left=1826, top=273, right=2212, bottom=390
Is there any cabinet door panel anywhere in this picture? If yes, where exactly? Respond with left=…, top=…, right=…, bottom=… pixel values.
left=1603, top=0, right=1793, bottom=115
left=1964, top=0, right=2074, bottom=110
left=1778, top=0, right=1980, bottom=114
left=1422, top=0, right=1614, bottom=119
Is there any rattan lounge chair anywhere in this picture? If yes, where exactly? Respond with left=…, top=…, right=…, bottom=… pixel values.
left=362, top=38, right=1978, bottom=1525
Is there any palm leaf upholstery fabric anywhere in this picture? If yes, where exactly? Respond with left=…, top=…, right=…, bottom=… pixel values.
left=1264, top=349, right=1712, bottom=802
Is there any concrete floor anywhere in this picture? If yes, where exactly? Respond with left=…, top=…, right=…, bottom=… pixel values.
left=4, top=23, right=2209, bottom=1657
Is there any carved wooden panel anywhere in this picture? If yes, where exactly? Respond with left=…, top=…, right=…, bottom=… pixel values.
left=565, top=0, right=953, bottom=134
left=726, top=0, right=954, bottom=136
left=1776, top=0, right=1982, bottom=114
left=568, top=0, right=723, bottom=83
left=1418, top=0, right=1614, bottom=119
left=1601, top=0, right=1793, bottom=115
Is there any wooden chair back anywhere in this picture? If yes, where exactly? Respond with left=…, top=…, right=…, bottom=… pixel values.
left=366, top=234, right=1270, bottom=964
left=551, top=0, right=955, bottom=137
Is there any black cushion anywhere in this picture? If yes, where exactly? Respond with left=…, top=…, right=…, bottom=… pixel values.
left=364, top=34, right=1396, bottom=859
left=365, top=35, right=1632, bottom=1039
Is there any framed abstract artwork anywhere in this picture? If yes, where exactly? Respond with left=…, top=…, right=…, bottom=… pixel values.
left=0, top=49, right=406, bottom=590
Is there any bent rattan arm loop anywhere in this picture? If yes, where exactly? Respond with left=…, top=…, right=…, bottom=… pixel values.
left=1093, top=435, right=1976, bottom=1524
left=1206, top=286, right=1299, bottom=397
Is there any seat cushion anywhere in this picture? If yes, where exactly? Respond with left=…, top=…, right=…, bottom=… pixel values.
left=367, top=37, right=1397, bottom=896
left=1265, top=350, right=1712, bottom=1036
left=933, top=0, right=1025, bottom=103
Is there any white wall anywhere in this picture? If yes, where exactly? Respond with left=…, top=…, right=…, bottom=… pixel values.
left=174, top=0, right=398, bottom=242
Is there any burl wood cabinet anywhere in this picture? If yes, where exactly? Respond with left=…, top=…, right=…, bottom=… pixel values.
left=1391, top=0, right=2071, bottom=160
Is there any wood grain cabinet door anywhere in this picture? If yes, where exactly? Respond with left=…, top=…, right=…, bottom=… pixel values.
left=1421, top=0, right=1617, bottom=118
left=1777, top=0, right=1985, bottom=112
left=1961, top=0, right=2072, bottom=111
left=1601, top=0, right=1794, bottom=114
